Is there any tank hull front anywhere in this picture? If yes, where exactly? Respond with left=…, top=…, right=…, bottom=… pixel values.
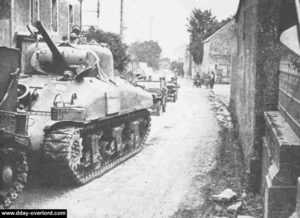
left=20, top=76, right=152, bottom=150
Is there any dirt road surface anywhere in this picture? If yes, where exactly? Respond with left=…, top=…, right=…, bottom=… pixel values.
left=13, top=79, right=221, bottom=218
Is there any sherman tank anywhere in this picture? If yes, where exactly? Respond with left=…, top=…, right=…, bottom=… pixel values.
left=0, top=21, right=153, bottom=208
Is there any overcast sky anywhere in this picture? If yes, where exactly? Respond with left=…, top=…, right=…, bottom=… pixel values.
left=83, top=0, right=239, bottom=59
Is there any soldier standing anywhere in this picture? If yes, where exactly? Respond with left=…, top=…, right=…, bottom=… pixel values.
left=210, top=71, right=215, bottom=89
left=70, top=33, right=79, bottom=44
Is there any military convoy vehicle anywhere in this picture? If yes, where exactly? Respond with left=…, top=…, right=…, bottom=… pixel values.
left=0, top=21, right=153, bottom=208
left=135, top=80, right=167, bottom=116
left=166, top=82, right=178, bottom=102
left=165, top=77, right=179, bottom=102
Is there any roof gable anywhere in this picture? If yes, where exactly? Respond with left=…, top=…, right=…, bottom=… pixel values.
left=203, top=20, right=235, bottom=43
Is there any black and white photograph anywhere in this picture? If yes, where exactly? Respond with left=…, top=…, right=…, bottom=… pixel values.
left=0, top=0, right=299, bottom=217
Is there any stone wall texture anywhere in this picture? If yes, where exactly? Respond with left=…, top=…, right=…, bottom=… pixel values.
left=0, top=0, right=81, bottom=47
left=230, top=0, right=281, bottom=192
left=231, top=0, right=300, bottom=217
left=231, top=0, right=259, bottom=191
left=263, top=111, right=300, bottom=218
left=201, top=20, right=236, bottom=83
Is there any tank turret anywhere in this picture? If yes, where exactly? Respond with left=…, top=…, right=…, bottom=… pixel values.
left=0, top=21, right=153, bottom=208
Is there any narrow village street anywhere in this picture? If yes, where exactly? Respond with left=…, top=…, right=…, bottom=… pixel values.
left=13, top=79, right=223, bottom=218
left=2, top=0, right=300, bottom=217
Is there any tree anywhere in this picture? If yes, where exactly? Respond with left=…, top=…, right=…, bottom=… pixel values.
left=85, top=27, right=130, bottom=72
left=187, top=9, right=218, bottom=65
left=128, top=40, right=162, bottom=70
left=187, top=9, right=232, bottom=65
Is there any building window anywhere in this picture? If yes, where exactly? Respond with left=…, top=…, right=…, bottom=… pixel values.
left=0, top=0, right=11, bottom=19
left=31, top=0, right=39, bottom=25
left=52, top=0, right=58, bottom=32
left=69, top=4, right=74, bottom=33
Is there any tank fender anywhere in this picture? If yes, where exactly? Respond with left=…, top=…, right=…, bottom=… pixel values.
left=43, top=120, right=85, bottom=133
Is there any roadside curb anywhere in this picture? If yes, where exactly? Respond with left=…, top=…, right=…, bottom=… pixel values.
left=206, top=90, right=263, bottom=218
left=208, top=90, right=233, bottom=129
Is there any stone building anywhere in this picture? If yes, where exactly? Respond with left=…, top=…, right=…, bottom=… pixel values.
left=0, top=0, right=82, bottom=73
left=231, top=0, right=300, bottom=217
left=201, top=20, right=236, bottom=84
left=0, top=0, right=82, bottom=47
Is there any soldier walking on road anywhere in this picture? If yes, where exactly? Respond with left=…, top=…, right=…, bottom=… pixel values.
left=210, top=71, right=215, bottom=89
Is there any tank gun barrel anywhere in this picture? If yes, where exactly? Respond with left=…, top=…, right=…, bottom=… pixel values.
left=35, top=21, right=67, bottom=71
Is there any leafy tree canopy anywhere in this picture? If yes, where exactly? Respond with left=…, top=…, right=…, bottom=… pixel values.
left=128, top=40, right=162, bottom=70
left=85, top=26, right=130, bottom=72
left=187, top=9, right=232, bottom=64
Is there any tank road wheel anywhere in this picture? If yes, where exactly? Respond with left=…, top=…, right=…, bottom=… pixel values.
left=0, top=148, right=28, bottom=208
left=43, top=110, right=152, bottom=186
left=67, top=129, right=83, bottom=171
left=139, top=111, right=151, bottom=145
left=101, top=140, right=117, bottom=161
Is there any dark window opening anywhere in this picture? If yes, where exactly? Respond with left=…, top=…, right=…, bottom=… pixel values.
left=69, top=4, right=74, bottom=33
left=52, top=0, right=58, bottom=32
left=0, top=0, right=11, bottom=19
left=31, top=0, right=39, bottom=25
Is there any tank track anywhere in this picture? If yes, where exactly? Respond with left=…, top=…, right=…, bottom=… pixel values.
left=0, top=148, right=28, bottom=208
left=43, top=109, right=151, bottom=185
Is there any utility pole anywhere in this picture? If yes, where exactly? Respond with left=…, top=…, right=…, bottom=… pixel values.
left=79, top=0, right=83, bottom=29
left=120, top=0, right=124, bottom=38
left=97, top=0, right=100, bottom=28
left=149, top=15, right=152, bottom=40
